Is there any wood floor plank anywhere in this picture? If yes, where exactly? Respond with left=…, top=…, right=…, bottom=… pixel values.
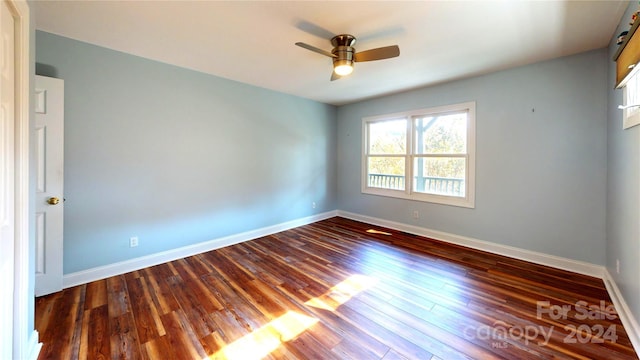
left=283, top=331, right=339, bottom=360
left=331, top=337, right=383, bottom=360
left=37, top=286, right=85, bottom=360
left=353, top=288, right=496, bottom=360
left=382, top=349, right=410, bottom=360
left=125, top=276, right=162, bottom=344
left=165, top=275, right=218, bottom=339
left=140, top=335, right=176, bottom=360
left=141, top=265, right=181, bottom=315
left=35, top=293, right=59, bottom=343
left=87, top=305, right=110, bottom=360
left=160, top=309, right=208, bottom=360
left=307, top=305, right=391, bottom=358
left=36, top=217, right=638, bottom=360
left=109, top=312, right=141, bottom=360
left=78, top=309, right=90, bottom=360
left=333, top=300, right=436, bottom=360
left=106, top=276, right=131, bottom=318
left=84, top=279, right=107, bottom=310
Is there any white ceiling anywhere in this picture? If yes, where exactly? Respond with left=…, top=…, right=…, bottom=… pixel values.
left=34, top=1, right=627, bottom=106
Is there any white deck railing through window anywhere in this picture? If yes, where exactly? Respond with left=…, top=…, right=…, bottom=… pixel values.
left=368, top=174, right=464, bottom=196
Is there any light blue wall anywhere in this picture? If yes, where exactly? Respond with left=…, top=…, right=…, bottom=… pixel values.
left=337, top=49, right=608, bottom=265
left=607, top=1, right=640, bottom=327
left=35, top=31, right=337, bottom=274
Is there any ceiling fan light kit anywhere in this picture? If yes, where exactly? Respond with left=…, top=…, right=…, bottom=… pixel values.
left=334, top=62, right=354, bottom=76
left=296, top=33, right=399, bottom=81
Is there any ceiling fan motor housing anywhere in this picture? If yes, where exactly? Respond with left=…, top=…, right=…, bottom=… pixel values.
left=331, top=34, right=356, bottom=69
left=331, top=34, right=356, bottom=47
left=332, top=46, right=354, bottom=66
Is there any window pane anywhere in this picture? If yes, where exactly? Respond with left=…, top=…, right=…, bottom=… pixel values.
left=627, top=72, right=640, bottom=116
left=413, top=157, right=465, bottom=197
left=367, top=156, right=405, bottom=190
left=414, top=112, right=466, bottom=154
left=369, top=119, right=407, bottom=154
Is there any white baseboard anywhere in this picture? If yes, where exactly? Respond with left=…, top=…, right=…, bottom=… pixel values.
left=63, top=210, right=338, bottom=288
left=65, top=209, right=603, bottom=286
left=603, top=269, right=640, bottom=354
left=26, top=330, right=42, bottom=360
left=336, top=210, right=605, bottom=278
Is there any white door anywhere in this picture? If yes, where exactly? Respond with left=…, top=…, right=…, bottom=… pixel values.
left=34, top=75, right=64, bottom=296
left=0, top=0, right=17, bottom=357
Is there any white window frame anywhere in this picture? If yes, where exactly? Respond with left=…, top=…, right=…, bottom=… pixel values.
left=361, top=101, right=476, bottom=208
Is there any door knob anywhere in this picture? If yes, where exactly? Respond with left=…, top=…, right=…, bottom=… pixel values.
left=47, top=197, right=60, bottom=205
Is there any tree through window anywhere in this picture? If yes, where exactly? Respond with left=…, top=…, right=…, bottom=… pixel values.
left=362, top=102, right=475, bottom=208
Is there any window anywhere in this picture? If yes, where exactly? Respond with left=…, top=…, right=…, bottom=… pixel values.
left=362, top=102, right=475, bottom=208
left=622, top=70, right=640, bottom=129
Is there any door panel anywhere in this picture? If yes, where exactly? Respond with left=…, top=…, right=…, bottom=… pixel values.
left=34, top=75, right=64, bottom=297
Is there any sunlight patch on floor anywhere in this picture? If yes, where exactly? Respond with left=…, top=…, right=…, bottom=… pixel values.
left=367, top=229, right=393, bottom=236
left=206, top=274, right=378, bottom=359
left=208, top=311, right=318, bottom=360
left=305, top=274, right=378, bottom=312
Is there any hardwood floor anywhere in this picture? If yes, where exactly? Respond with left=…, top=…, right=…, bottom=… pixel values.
left=36, top=217, right=638, bottom=359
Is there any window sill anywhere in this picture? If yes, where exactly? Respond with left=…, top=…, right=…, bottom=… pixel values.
left=361, top=186, right=475, bottom=209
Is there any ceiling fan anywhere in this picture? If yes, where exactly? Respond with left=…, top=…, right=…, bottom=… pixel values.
left=295, top=34, right=400, bottom=81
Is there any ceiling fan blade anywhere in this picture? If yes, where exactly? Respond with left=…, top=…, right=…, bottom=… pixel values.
left=295, top=42, right=337, bottom=58
left=330, top=71, right=342, bottom=81
left=354, top=45, right=400, bottom=62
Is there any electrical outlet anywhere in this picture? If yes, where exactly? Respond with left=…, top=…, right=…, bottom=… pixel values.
left=616, top=259, right=620, bottom=274
left=312, top=202, right=317, bottom=209
left=413, top=210, right=419, bottom=219
left=130, top=236, right=139, bottom=248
